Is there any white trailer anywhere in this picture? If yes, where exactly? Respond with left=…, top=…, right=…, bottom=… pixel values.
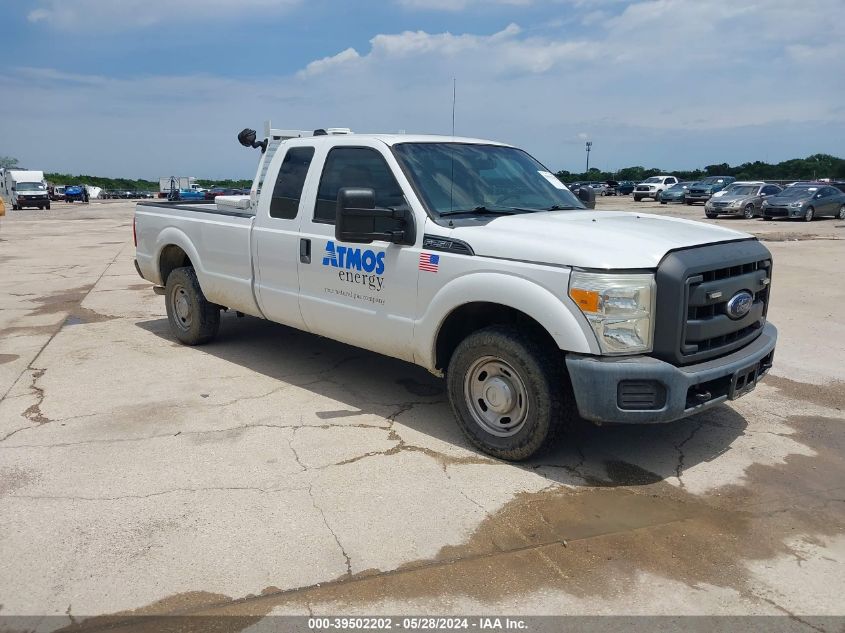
left=159, top=177, right=202, bottom=198
left=0, top=169, right=50, bottom=210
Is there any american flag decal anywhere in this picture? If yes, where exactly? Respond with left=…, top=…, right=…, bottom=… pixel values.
left=419, top=252, right=440, bottom=273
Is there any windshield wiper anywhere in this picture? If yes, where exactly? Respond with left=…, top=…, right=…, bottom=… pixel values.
left=508, top=204, right=581, bottom=212
left=440, top=206, right=517, bottom=216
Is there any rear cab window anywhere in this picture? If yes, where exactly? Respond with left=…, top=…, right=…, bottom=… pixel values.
left=270, top=147, right=315, bottom=219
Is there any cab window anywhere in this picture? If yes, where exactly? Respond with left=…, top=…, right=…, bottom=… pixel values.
left=270, top=147, right=315, bottom=219
left=314, top=147, right=405, bottom=224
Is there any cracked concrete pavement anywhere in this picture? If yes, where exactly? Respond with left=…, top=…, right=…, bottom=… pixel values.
left=0, top=200, right=843, bottom=629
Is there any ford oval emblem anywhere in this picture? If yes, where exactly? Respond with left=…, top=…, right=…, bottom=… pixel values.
left=726, top=291, right=753, bottom=319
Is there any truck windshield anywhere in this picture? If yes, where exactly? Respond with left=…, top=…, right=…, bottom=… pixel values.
left=17, top=182, right=46, bottom=191
left=392, top=143, right=583, bottom=216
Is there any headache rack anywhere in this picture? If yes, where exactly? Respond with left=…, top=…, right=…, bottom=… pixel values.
left=251, top=121, right=353, bottom=199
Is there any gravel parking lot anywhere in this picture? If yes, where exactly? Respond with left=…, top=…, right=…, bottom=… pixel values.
left=0, top=200, right=843, bottom=627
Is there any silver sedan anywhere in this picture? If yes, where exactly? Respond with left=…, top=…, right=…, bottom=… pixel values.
left=704, top=183, right=782, bottom=219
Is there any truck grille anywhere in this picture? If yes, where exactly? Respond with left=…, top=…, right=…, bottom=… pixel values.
left=653, top=240, right=772, bottom=366
left=635, top=186, right=651, bottom=192
left=683, top=259, right=770, bottom=356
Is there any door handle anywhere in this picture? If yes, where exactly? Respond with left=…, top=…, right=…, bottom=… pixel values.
left=300, top=238, right=311, bottom=264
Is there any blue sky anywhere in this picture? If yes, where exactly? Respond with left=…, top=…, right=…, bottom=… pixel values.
left=1, top=0, right=843, bottom=179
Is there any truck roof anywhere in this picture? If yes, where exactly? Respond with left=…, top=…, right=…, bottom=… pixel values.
left=285, top=133, right=511, bottom=147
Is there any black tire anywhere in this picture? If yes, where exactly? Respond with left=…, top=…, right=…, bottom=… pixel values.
left=633, top=196, right=642, bottom=202
left=743, top=204, right=755, bottom=219
left=705, top=212, right=718, bottom=219
left=12, top=204, right=18, bottom=211
left=45, top=204, right=51, bottom=210
left=803, top=206, right=814, bottom=222
left=660, top=201, right=667, bottom=205
left=763, top=216, right=773, bottom=221
left=446, top=325, right=575, bottom=461
left=164, top=267, right=220, bottom=345
left=685, top=200, right=693, bottom=206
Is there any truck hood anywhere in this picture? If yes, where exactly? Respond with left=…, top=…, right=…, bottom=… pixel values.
left=444, top=210, right=752, bottom=269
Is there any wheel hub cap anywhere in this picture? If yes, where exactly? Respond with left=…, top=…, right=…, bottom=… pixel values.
left=483, top=377, right=515, bottom=413
left=173, top=287, right=192, bottom=328
left=464, top=356, right=529, bottom=438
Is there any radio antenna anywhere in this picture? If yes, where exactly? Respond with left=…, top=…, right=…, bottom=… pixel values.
left=449, top=77, right=456, bottom=212
left=451, top=77, right=456, bottom=136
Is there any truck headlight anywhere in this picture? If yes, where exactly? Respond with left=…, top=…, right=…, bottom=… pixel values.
left=568, top=271, right=655, bottom=355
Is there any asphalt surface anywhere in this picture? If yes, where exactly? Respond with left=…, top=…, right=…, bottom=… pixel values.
left=0, top=198, right=843, bottom=629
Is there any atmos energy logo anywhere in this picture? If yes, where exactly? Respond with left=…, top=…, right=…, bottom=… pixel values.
left=322, top=241, right=386, bottom=292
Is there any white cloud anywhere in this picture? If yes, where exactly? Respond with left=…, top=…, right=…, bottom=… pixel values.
left=300, top=48, right=362, bottom=77
left=396, top=0, right=532, bottom=10
left=296, top=23, right=595, bottom=77
left=26, top=0, right=300, bottom=29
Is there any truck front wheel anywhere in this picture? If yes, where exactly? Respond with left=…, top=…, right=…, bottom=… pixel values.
left=447, top=325, right=571, bottom=461
left=165, top=267, right=220, bottom=345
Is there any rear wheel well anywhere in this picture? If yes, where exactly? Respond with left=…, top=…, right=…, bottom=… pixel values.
left=159, top=245, right=193, bottom=285
left=435, top=303, right=558, bottom=372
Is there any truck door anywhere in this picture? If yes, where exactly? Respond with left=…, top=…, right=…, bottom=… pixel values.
left=296, top=143, right=418, bottom=361
left=252, top=144, right=317, bottom=330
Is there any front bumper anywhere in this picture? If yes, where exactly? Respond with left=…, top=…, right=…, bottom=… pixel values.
left=706, top=203, right=743, bottom=215
left=565, top=323, right=777, bottom=424
left=686, top=193, right=712, bottom=202
left=17, top=199, right=49, bottom=207
left=763, top=206, right=801, bottom=218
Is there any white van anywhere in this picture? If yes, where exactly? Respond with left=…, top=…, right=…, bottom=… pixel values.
left=0, top=169, right=50, bottom=210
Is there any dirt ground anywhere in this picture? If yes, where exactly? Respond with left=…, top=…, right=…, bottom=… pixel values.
left=0, top=198, right=843, bottom=630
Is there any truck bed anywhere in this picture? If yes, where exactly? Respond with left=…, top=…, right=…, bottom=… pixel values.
left=140, top=200, right=254, bottom=219
left=135, top=200, right=261, bottom=317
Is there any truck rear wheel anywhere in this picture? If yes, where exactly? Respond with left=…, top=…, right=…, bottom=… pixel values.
left=165, top=267, right=220, bottom=345
left=446, top=325, right=571, bottom=461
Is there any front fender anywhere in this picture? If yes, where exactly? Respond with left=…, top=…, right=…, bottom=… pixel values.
left=414, top=271, right=600, bottom=371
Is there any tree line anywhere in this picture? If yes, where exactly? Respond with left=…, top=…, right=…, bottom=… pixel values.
left=555, top=154, right=845, bottom=183
left=3, top=153, right=843, bottom=190
left=40, top=173, right=252, bottom=192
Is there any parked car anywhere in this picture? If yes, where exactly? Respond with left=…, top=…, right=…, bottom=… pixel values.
left=49, top=185, right=66, bottom=201
left=704, top=182, right=782, bottom=219
left=685, top=176, right=736, bottom=205
left=169, top=188, right=207, bottom=201
left=204, top=187, right=241, bottom=200
left=64, top=185, right=88, bottom=203
left=658, top=181, right=694, bottom=204
left=615, top=181, right=636, bottom=195
left=633, top=175, right=679, bottom=201
left=761, top=184, right=845, bottom=221
left=590, top=183, right=609, bottom=196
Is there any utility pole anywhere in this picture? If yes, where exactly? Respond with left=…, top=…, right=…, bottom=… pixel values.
left=585, top=141, right=592, bottom=174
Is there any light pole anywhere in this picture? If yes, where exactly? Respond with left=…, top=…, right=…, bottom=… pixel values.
left=585, top=141, right=592, bottom=174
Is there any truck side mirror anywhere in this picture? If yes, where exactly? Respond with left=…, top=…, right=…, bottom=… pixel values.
left=335, top=188, right=415, bottom=246
left=577, top=185, right=596, bottom=209
left=237, top=128, right=268, bottom=153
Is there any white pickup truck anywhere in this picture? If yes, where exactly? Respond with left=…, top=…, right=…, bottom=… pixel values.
left=134, top=124, right=777, bottom=460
